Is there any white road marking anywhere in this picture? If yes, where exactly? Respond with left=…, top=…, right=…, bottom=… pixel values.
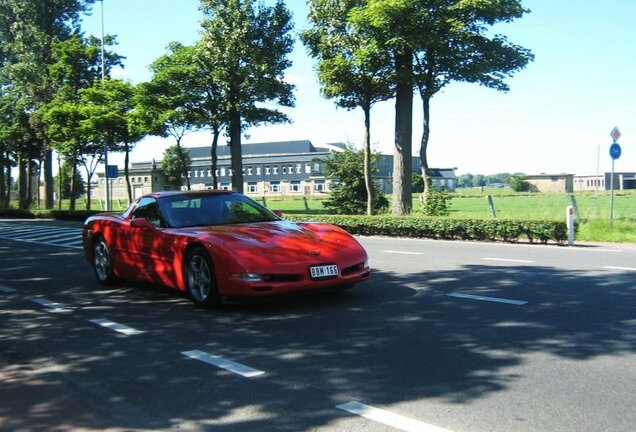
left=0, top=284, right=16, bottom=293
left=384, top=250, right=424, bottom=255
left=181, top=349, right=265, bottom=378
left=336, top=401, right=453, bottom=432
left=483, top=257, right=533, bottom=263
left=447, top=292, right=527, bottom=306
left=603, top=266, right=636, bottom=271
left=31, top=298, right=73, bottom=313
left=90, top=319, right=145, bottom=336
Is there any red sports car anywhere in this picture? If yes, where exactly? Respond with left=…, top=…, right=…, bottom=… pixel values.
left=83, top=190, right=370, bottom=307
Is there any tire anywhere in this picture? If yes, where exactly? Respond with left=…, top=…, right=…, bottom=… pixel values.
left=185, top=247, right=219, bottom=308
left=93, top=237, right=120, bottom=285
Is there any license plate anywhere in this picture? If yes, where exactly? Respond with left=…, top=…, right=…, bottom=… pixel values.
left=309, top=264, right=338, bottom=280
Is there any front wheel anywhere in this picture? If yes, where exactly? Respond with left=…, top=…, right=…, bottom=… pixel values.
left=93, top=237, right=120, bottom=285
left=185, top=248, right=219, bottom=308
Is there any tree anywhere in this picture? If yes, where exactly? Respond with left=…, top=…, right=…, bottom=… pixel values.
left=40, top=33, right=122, bottom=210
left=199, top=0, right=295, bottom=192
left=81, top=79, right=147, bottom=203
left=350, top=0, right=533, bottom=214
left=140, top=43, right=203, bottom=190
left=410, top=1, right=533, bottom=197
left=303, top=0, right=393, bottom=215
left=323, top=145, right=388, bottom=215
left=0, top=0, right=96, bottom=209
left=349, top=0, right=416, bottom=216
left=161, top=145, right=191, bottom=187
left=55, top=157, right=85, bottom=199
left=507, top=174, right=535, bottom=192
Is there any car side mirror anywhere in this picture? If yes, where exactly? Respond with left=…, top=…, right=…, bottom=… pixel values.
left=272, top=209, right=283, bottom=218
left=131, top=217, right=154, bottom=229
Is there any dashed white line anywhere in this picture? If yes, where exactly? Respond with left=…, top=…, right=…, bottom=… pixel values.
left=603, top=266, right=636, bottom=271
left=447, top=292, right=527, bottom=306
left=31, top=298, right=73, bottom=313
left=0, top=284, right=16, bottom=293
left=90, top=319, right=145, bottom=336
left=482, top=257, right=533, bottom=263
left=336, top=401, right=453, bottom=432
left=181, top=349, right=265, bottom=378
left=384, top=250, right=424, bottom=255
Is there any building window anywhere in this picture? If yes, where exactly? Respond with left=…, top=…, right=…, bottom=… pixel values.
left=314, top=180, right=325, bottom=192
left=256, top=167, right=261, bottom=175
left=312, top=162, right=321, bottom=174
left=270, top=180, right=281, bottom=193
left=247, top=182, right=258, bottom=193
left=305, top=164, right=311, bottom=174
left=220, top=182, right=231, bottom=190
left=144, top=177, right=149, bottom=183
left=296, top=164, right=301, bottom=174
left=220, top=167, right=226, bottom=177
left=207, top=170, right=211, bottom=177
left=272, top=166, right=279, bottom=175
left=282, top=166, right=287, bottom=174
left=118, top=178, right=123, bottom=184
left=247, top=167, right=253, bottom=176
left=290, top=180, right=301, bottom=192
left=265, top=166, right=271, bottom=175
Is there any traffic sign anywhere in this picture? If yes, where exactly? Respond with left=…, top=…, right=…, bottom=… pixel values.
left=610, top=127, right=621, bottom=142
left=609, top=143, right=622, bottom=160
left=106, top=165, right=119, bottom=178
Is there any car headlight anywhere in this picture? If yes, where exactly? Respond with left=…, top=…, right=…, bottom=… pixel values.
left=231, top=273, right=263, bottom=282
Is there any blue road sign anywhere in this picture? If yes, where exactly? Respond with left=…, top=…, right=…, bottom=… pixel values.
left=609, top=143, right=622, bottom=160
left=106, top=165, right=119, bottom=178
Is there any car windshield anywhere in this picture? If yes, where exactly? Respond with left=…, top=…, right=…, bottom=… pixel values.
left=158, top=193, right=280, bottom=228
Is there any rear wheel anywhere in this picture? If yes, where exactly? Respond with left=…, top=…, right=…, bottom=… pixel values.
left=93, top=237, right=120, bottom=285
left=185, top=247, right=219, bottom=308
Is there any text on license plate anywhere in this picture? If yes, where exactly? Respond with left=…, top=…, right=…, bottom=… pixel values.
left=310, top=264, right=339, bottom=279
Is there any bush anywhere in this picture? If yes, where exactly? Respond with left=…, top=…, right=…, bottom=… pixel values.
left=286, top=214, right=572, bottom=244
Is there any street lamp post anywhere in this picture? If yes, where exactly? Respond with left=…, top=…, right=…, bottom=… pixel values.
left=99, top=0, right=110, bottom=211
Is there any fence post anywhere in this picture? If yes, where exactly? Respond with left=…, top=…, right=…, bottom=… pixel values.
left=568, top=194, right=580, bottom=222
left=303, top=196, right=309, bottom=212
left=487, top=195, right=497, bottom=218
left=566, top=205, right=575, bottom=246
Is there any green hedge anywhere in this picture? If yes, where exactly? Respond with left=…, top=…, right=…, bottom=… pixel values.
left=0, top=209, right=571, bottom=243
left=286, top=214, right=571, bottom=244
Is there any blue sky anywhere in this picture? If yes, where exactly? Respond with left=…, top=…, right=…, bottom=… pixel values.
left=81, top=0, right=636, bottom=176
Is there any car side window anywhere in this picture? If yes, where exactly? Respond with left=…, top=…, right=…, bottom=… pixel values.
left=131, top=197, right=162, bottom=227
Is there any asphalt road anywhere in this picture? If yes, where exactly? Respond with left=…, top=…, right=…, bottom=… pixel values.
left=0, top=219, right=635, bottom=432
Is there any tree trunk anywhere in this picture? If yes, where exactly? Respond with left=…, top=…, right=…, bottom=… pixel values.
left=124, top=142, right=132, bottom=204
left=26, top=159, right=34, bottom=208
left=57, top=154, right=62, bottom=210
left=419, top=92, right=432, bottom=197
left=363, top=104, right=374, bottom=215
left=43, top=146, right=54, bottom=209
left=5, top=166, right=12, bottom=208
left=18, top=155, right=28, bottom=210
left=85, top=165, right=92, bottom=211
left=210, top=127, right=219, bottom=189
left=0, top=154, right=5, bottom=209
left=392, top=48, right=413, bottom=216
left=175, top=136, right=191, bottom=190
left=69, top=159, right=77, bottom=211
left=229, top=108, right=244, bottom=193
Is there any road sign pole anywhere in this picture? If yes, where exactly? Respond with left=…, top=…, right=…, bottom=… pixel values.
left=609, top=158, right=615, bottom=228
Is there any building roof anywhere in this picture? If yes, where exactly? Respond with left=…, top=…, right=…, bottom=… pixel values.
left=187, top=140, right=329, bottom=159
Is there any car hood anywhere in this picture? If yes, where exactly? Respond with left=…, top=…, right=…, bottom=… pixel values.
left=186, top=220, right=364, bottom=265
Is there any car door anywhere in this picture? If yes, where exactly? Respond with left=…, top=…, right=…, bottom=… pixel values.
left=128, top=198, right=180, bottom=286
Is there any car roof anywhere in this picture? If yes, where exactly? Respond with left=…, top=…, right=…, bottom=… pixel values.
left=146, top=190, right=235, bottom=199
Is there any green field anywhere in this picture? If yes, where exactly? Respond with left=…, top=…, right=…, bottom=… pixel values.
left=260, top=190, right=636, bottom=243
left=9, top=189, right=636, bottom=243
